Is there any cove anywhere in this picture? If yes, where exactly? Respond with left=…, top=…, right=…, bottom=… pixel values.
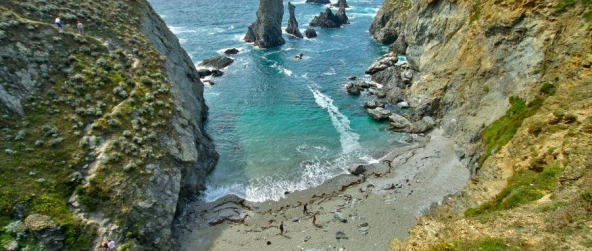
left=148, top=0, right=406, bottom=202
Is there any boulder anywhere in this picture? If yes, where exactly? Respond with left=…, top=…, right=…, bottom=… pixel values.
left=334, top=212, right=348, bottom=223
left=335, top=231, right=348, bottom=240
left=367, top=107, right=391, bottom=121
left=387, top=87, right=405, bottom=103
left=305, top=28, right=318, bottom=38
left=400, top=64, right=414, bottom=86
left=365, top=52, right=398, bottom=74
left=310, top=8, right=346, bottom=28
left=211, top=69, right=224, bottom=77
left=348, top=164, right=367, bottom=175
left=244, top=0, right=286, bottom=48
left=348, top=76, right=357, bottom=80
left=345, top=83, right=360, bottom=95
left=335, top=2, right=349, bottom=25
left=24, top=214, right=65, bottom=251
left=388, top=114, right=412, bottom=130
left=364, top=100, right=378, bottom=109
left=197, top=56, right=234, bottom=69
left=286, top=2, right=303, bottom=38
left=397, top=101, right=410, bottom=108
left=376, top=90, right=386, bottom=98
left=223, top=48, right=239, bottom=55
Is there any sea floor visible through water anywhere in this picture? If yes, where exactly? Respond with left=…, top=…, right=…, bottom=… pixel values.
left=148, top=0, right=405, bottom=203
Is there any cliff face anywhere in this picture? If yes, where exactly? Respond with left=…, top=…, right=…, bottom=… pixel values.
left=369, top=0, right=591, bottom=249
left=0, top=0, right=217, bottom=250
left=244, top=0, right=285, bottom=48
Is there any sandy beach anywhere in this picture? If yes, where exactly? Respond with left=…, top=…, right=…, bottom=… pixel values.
left=175, top=129, right=470, bottom=251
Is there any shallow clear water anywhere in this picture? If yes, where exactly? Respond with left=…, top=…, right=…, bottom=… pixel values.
left=148, top=0, right=405, bottom=202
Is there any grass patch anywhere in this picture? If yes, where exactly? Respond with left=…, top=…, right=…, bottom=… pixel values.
left=555, top=0, right=577, bottom=14
left=479, top=97, right=544, bottom=165
left=466, top=161, right=563, bottom=216
left=428, top=238, right=519, bottom=251
left=469, top=4, right=482, bottom=24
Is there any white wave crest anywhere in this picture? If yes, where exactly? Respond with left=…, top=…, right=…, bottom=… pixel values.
left=309, top=87, right=361, bottom=153
left=168, top=26, right=197, bottom=34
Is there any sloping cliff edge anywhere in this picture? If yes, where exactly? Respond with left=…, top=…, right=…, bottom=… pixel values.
left=0, top=0, right=217, bottom=250
left=369, top=0, right=591, bottom=249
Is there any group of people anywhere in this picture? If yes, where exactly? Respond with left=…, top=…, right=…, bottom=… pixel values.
left=54, top=16, right=84, bottom=35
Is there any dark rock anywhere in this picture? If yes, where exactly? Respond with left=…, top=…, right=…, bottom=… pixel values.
left=367, top=107, right=391, bottom=121
left=197, top=69, right=212, bottom=78
left=244, top=0, right=285, bottom=48
left=306, top=0, right=331, bottom=3
left=390, top=33, right=408, bottom=55
left=348, top=76, right=357, bottom=80
left=376, top=90, right=386, bottom=98
left=304, top=28, right=318, bottom=38
left=348, top=164, right=367, bottom=175
left=331, top=0, right=349, bottom=8
left=286, top=2, right=303, bottom=38
left=345, top=83, right=360, bottom=95
left=310, top=8, right=347, bottom=28
left=335, top=231, right=348, bottom=240
left=223, top=48, right=239, bottom=55
left=198, top=56, right=234, bottom=69
left=211, top=69, right=224, bottom=77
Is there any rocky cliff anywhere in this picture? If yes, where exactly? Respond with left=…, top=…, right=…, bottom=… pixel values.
left=244, top=0, right=285, bottom=48
left=0, top=0, right=217, bottom=250
left=368, top=0, right=591, bottom=249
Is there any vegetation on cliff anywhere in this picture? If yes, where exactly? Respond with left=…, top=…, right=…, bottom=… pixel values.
left=369, top=0, right=591, bottom=250
left=0, top=0, right=191, bottom=249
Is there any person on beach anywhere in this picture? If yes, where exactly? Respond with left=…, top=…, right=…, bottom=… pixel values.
left=279, top=221, right=284, bottom=235
left=77, top=21, right=84, bottom=34
left=303, top=203, right=308, bottom=215
left=55, top=17, right=63, bottom=31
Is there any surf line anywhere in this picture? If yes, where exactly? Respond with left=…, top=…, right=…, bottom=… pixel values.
left=309, top=86, right=361, bottom=154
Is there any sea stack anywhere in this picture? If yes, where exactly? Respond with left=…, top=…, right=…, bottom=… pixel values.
left=286, top=2, right=303, bottom=38
left=309, top=7, right=348, bottom=28
left=244, top=0, right=285, bottom=48
left=335, top=1, right=349, bottom=25
left=332, top=0, right=349, bottom=8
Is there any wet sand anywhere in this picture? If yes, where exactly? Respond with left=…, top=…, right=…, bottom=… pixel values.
left=176, top=129, right=470, bottom=251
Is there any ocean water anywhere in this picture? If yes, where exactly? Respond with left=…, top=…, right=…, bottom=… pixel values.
left=148, top=0, right=406, bottom=202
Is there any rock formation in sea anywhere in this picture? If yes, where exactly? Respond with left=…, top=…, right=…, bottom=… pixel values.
left=331, top=0, right=349, bottom=8
left=306, top=0, right=331, bottom=4
left=305, top=28, right=318, bottom=38
left=198, top=55, right=235, bottom=69
left=309, top=7, right=348, bottom=28
left=286, top=2, right=303, bottom=38
left=0, top=0, right=218, bottom=250
left=367, top=0, right=592, bottom=249
left=244, top=0, right=285, bottom=48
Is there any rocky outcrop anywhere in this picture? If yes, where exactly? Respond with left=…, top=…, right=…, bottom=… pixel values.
left=309, top=8, right=348, bottom=28
left=197, top=56, right=234, bottom=69
left=286, top=2, right=303, bottom=38
left=223, top=48, right=239, bottom=55
left=244, top=0, right=285, bottom=48
left=390, top=33, right=407, bottom=55
left=305, top=28, right=318, bottom=38
left=306, top=0, right=331, bottom=4
left=335, top=2, right=349, bottom=25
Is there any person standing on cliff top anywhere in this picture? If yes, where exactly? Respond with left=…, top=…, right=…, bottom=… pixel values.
left=55, top=17, right=63, bottom=31
left=303, top=203, right=308, bottom=215
left=107, top=239, right=117, bottom=251
left=77, top=21, right=84, bottom=35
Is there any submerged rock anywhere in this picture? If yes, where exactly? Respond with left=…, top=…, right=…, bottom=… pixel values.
left=223, top=48, right=239, bottom=55
left=286, top=2, right=303, bottom=38
left=244, top=0, right=285, bottom=48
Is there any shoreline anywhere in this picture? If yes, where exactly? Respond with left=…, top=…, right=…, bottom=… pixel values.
left=175, top=128, right=470, bottom=251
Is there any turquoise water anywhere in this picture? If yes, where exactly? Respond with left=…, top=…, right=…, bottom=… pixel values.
left=148, top=0, right=405, bottom=202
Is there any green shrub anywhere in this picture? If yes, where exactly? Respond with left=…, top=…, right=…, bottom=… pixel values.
left=466, top=162, right=563, bottom=216
left=555, top=0, right=576, bottom=14
left=539, top=83, right=556, bottom=95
